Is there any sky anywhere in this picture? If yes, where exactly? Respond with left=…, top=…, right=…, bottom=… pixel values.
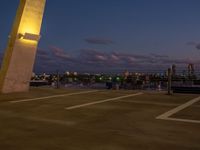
left=0, top=0, right=200, bottom=73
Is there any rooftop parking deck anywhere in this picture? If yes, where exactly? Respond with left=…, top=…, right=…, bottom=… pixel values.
left=0, top=88, right=199, bottom=150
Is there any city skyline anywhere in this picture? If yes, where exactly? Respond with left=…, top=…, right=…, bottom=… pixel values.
left=0, top=0, right=200, bottom=73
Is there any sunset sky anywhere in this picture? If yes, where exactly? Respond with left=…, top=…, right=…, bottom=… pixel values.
left=0, top=0, right=200, bottom=73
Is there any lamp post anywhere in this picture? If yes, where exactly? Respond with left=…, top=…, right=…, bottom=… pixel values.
left=167, top=68, right=172, bottom=95
left=56, top=70, right=60, bottom=89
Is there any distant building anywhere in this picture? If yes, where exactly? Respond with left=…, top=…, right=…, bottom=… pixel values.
left=123, top=70, right=129, bottom=79
left=172, top=64, right=176, bottom=77
left=188, top=64, right=194, bottom=76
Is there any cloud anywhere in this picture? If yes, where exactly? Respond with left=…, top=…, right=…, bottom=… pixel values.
left=109, top=52, right=153, bottom=65
left=79, top=49, right=109, bottom=62
left=77, top=49, right=166, bottom=69
left=85, top=37, right=114, bottom=45
left=195, top=44, right=200, bottom=50
left=160, top=58, right=189, bottom=64
left=110, top=53, right=120, bottom=61
left=36, top=48, right=52, bottom=61
left=186, top=41, right=196, bottom=46
left=50, top=46, right=71, bottom=60
left=32, top=46, right=200, bottom=73
left=150, top=53, right=169, bottom=58
left=186, top=41, right=200, bottom=50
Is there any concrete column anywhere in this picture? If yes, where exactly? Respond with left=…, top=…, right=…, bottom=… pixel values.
left=0, top=0, right=46, bottom=93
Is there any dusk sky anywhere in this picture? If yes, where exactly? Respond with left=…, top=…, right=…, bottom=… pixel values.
left=0, top=0, right=200, bottom=73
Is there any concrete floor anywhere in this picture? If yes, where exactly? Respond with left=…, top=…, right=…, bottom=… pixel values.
left=0, top=88, right=199, bottom=150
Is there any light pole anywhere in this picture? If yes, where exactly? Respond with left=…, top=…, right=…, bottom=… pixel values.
left=167, top=68, right=172, bottom=95
left=56, top=70, right=60, bottom=89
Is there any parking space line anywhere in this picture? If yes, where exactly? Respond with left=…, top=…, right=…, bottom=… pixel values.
left=65, top=92, right=143, bottom=110
left=156, top=96, right=200, bottom=119
left=164, top=117, right=200, bottom=124
left=10, top=90, right=100, bottom=103
left=156, top=96, right=200, bottom=124
left=26, top=116, right=76, bottom=126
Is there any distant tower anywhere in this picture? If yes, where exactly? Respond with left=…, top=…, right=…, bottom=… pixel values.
left=188, top=64, right=194, bottom=76
left=172, top=64, right=176, bottom=77
left=0, top=0, right=46, bottom=93
left=123, top=70, right=129, bottom=79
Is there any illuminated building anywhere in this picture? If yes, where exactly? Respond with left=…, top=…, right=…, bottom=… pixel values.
left=188, top=64, right=194, bottom=76
left=172, top=64, right=176, bottom=77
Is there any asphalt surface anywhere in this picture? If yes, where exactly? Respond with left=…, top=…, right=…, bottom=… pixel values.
left=0, top=88, right=199, bottom=150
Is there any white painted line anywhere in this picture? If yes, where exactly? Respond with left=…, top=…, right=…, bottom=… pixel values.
left=156, top=96, right=200, bottom=119
left=156, top=96, right=200, bottom=124
left=10, top=90, right=99, bottom=103
left=66, top=92, right=143, bottom=110
left=26, top=116, right=76, bottom=126
left=164, top=117, right=200, bottom=124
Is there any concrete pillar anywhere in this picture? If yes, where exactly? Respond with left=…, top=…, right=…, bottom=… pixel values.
left=0, top=0, right=46, bottom=93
